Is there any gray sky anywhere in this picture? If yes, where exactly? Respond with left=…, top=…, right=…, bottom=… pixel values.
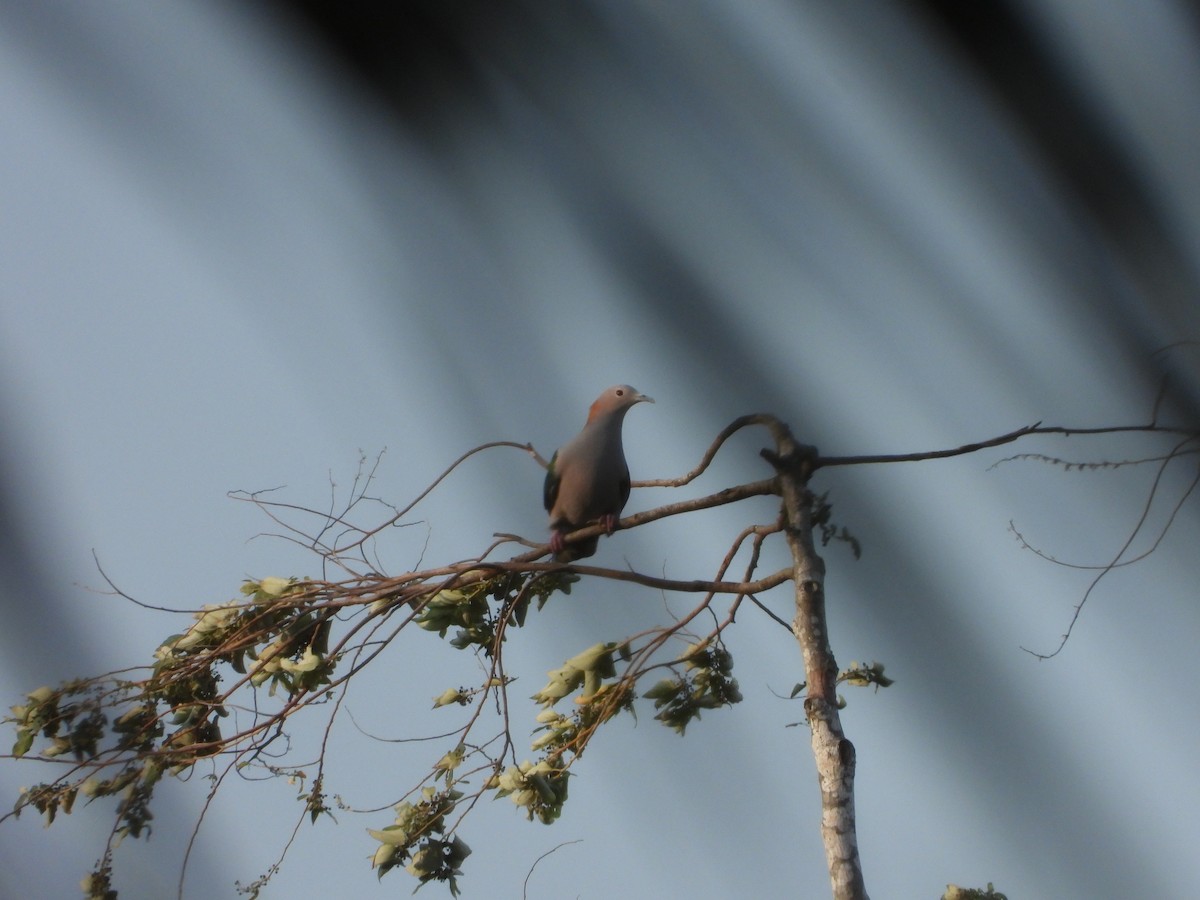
left=2, top=2, right=1199, bottom=898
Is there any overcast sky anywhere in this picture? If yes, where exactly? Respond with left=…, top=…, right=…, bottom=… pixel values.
left=2, top=2, right=1199, bottom=898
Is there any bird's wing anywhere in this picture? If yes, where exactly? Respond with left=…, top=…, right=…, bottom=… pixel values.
left=543, top=451, right=560, bottom=513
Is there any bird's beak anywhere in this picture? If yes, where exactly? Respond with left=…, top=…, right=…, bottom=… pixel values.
left=638, top=393, right=655, bottom=404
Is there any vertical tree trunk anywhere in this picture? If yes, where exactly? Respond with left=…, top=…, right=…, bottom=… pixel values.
left=763, top=422, right=869, bottom=900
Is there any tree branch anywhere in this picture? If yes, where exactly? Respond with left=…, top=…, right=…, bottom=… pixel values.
left=762, top=422, right=868, bottom=900
left=815, top=422, right=1191, bottom=469
left=13, top=412, right=1194, bottom=900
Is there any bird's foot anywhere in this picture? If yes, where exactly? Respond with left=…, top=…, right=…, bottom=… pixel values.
left=600, top=513, right=619, bottom=535
left=549, top=530, right=566, bottom=555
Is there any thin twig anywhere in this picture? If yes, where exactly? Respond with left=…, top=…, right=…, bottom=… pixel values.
left=1022, top=433, right=1200, bottom=659
left=816, top=422, right=1190, bottom=468
left=523, top=839, right=583, bottom=900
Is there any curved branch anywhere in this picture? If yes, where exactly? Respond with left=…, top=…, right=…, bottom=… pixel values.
left=636, top=414, right=792, bottom=487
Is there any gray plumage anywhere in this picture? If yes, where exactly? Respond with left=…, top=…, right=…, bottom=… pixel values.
left=544, top=385, right=653, bottom=560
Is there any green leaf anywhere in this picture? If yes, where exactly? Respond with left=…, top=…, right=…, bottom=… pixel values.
left=434, top=745, right=465, bottom=773
left=258, top=577, right=292, bottom=596
left=432, top=688, right=465, bottom=709
left=12, top=729, right=33, bottom=758
left=371, top=843, right=398, bottom=870
left=642, top=679, right=684, bottom=703
left=367, top=825, right=411, bottom=846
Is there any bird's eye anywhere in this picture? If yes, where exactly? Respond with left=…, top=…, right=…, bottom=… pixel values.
left=615, top=389, right=624, bottom=396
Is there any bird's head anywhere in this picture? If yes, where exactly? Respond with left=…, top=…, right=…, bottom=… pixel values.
left=586, top=385, right=654, bottom=423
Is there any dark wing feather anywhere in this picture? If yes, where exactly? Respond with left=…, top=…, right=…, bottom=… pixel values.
left=543, top=451, right=560, bottom=513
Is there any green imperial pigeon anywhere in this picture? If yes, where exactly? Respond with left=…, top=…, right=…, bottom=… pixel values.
left=544, top=385, right=654, bottom=560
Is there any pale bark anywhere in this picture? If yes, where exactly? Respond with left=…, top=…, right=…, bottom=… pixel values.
left=762, top=419, right=869, bottom=900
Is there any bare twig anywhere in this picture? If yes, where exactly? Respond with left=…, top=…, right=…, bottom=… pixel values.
left=1022, top=433, right=1200, bottom=659
left=816, top=422, right=1190, bottom=469
left=523, top=839, right=583, bottom=900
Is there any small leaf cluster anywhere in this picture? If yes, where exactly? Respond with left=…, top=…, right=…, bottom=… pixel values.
left=810, top=491, right=862, bottom=559
left=415, top=587, right=491, bottom=649
left=9, top=682, right=161, bottom=837
left=369, top=787, right=471, bottom=896
left=787, top=661, right=893, bottom=712
left=644, top=640, right=742, bottom=735
left=491, top=757, right=570, bottom=824
left=530, top=642, right=628, bottom=707
left=234, top=578, right=334, bottom=694
left=81, top=860, right=118, bottom=900
left=528, top=678, right=632, bottom=757
left=838, top=660, right=893, bottom=691
left=416, top=571, right=577, bottom=653
left=942, top=884, right=1007, bottom=900
left=524, top=675, right=633, bottom=774
left=11, top=683, right=111, bottom=765
left=9, top=683, right=162, bottom=841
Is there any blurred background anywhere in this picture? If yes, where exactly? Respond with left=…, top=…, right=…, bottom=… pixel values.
left=2, top=2, right=1199, bottom=897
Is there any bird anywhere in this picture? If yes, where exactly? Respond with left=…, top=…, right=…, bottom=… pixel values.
left=543, top=385, right=654, bottom=561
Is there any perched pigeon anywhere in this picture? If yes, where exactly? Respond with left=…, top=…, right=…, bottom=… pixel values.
left=543, top=385, right=654, bottom=560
